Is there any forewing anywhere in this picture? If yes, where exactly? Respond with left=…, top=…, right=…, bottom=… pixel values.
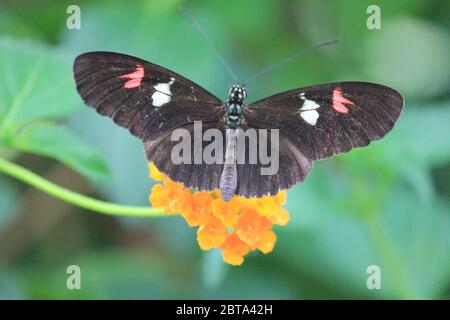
left=73, top=51, right=224, bottom=140
left=244, top=82, right=404, bottom=160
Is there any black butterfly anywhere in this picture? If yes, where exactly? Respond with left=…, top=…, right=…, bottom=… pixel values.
left=73, top=52, right=403, bottom=200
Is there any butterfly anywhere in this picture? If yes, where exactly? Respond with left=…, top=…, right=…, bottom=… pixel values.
left=73, top=51, right=403, bottom=200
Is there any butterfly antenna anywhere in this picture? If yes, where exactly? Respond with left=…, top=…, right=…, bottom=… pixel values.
left=243, top=39, right=340, bottom=85
left=180, top=6, right=239, bottom=83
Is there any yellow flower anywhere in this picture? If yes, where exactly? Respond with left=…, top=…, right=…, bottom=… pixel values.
left=148, top=162, right=165, bottom=181
left=212, top=197, right=241, bottom=227
left=268, top=207, right=290, bottom=226
left=221, top=233, right=251, bottom=266
left=256, top=230, right=277, bottom=254
left=234, top=209, right=272, bottom=246
left=148, top=162, right=291, bottom=265
left=181, top=192, right=214, bottom=227
left=197, top=216, right=228, bottom=250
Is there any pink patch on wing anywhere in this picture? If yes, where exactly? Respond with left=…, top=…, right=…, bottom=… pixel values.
left=118, top=64, right=144, bottom=89
left=332, top=87, right=354, bottom=113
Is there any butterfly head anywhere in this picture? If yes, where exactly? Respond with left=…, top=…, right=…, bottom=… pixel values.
left=228, top=84, right=247, bottom=103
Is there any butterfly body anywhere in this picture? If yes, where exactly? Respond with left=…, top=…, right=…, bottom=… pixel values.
left=226, top=84, right=247, bottom=129
left=219, top=84, right=249, bottom=200
left=73, top=52, right=403, bottom=200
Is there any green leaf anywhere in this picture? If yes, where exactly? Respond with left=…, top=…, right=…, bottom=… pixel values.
left=11, top=122, right=110, bottom=182
left=0, top=37, right=112, bottom=183
left=0, top=37, right=80, bottom=136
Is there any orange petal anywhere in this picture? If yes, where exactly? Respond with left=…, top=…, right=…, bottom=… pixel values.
left=268, top=208, right=290, bottom=226
left=197, top=217, right=228, bottom=250
left=212, top=198, right=241, bottom=227
left=234, top=209, right=272, bottom=246
left=275, top=190, right=287, bottom=206
left=221, top=233, right=251, bottom=266
left=149, top=184, right=172, bottom=214
left=180, top=192, right=214, bottom=227
left=254, top=197, right=280, bottom=217
left=256, top=230, right=277, bottom=254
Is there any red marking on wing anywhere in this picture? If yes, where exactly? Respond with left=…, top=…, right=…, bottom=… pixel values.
left=118, top=64, right=144, bottom=88
left=332, top=87, right=354, bottom=113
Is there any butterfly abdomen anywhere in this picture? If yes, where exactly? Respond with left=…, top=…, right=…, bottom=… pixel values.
left=219, top=129, right=239, bottom=200
left=219, top=164, right=237, bottom=201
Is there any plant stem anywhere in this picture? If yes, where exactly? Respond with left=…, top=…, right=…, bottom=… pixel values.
left=0, top=156, right=166, bottom=217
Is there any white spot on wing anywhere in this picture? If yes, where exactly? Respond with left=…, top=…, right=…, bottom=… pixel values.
left=300, top=110, right=319, bottom=125
left=298, top=93, right=320, bottom=125
left=151, top=78, right=175, bottom=107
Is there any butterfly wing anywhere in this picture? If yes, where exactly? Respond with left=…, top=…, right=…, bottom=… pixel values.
left=144, top=120, right=312, bottom=198
left=73, top=52, right=225, bottom=141
left=74, top=57, right=404, bottom=199
left=144, top=121, right=226, bottom=192
left=234, top=123, right=313, bottom=198
left=237, top=82, right=403, bottom=197
left=244, top=82, right=404, bottom=160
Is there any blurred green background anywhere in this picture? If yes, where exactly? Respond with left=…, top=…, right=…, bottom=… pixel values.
left=0, top=0, right=449, bottom=299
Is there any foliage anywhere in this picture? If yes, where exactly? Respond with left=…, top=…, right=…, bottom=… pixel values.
left=0, top=38, right=110, bottom=181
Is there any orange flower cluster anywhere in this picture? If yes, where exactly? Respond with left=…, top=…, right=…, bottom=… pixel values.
left=148, top=163, right=289, bottom=265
